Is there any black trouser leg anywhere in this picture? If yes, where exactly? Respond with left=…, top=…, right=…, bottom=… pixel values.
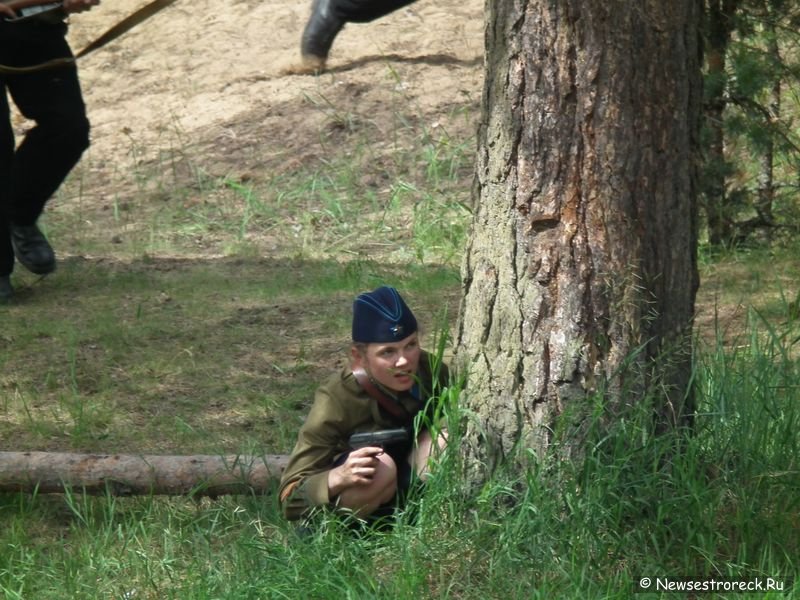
left=0, top=91, right=15, bottom=276
left=0, top=22, right=90, bottom=275
left=330, top=0, right=418, bottom=23
left=4, top=67, right=90, bottom=224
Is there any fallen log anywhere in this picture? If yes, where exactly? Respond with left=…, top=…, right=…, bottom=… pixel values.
left=0, top=452, right=290, bottom=496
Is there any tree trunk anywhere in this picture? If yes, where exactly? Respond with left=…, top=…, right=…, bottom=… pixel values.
left=457, top=0, right=702, bottom=479
left=0, top=452, right=289, bottom=496
left=704, top=0, right=739, bottom=246
left=756, top=8, right=779, bottom=230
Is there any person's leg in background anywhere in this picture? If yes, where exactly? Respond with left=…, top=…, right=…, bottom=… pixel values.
left=300, top=0, right=418, bottom=71
left=0, top=80, right=17, bottom=302
left=0, top=24, right=90, bottom=289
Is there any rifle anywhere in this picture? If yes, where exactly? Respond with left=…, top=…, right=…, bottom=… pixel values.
left=348, top=428, right=409, bottom=450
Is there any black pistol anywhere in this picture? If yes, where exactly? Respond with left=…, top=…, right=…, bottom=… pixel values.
left=349, top=428, right=409, bottom=449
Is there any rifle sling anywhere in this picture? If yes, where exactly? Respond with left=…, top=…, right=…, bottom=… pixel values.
left=0, top=57, right=75, bottom=74
left=75, top=0, right=177, bottom=58
left=352, top=367, right=413, bottom=425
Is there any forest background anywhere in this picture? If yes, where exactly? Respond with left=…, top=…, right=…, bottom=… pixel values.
left=0, top=0, right=798, bottom=597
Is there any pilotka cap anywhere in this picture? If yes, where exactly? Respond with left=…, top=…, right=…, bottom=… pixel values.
left=352, top=286, right=418, bottom=343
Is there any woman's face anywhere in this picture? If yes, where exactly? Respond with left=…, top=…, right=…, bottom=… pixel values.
left=353, top=332, right=421, bottom=392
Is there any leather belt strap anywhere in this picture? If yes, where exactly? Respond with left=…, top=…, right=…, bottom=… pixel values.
left=352, top=367, right=413, bottom=424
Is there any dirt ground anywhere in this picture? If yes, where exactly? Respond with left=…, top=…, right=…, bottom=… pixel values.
left=60, top=0, right=484, bottom=204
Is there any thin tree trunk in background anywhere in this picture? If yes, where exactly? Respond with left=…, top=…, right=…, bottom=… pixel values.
left=756, top=6, right=779, bottom=230
left=457, top=0, right=703, bottom=480
left=0, top=452, right=288, bottom=495
left=705, top=0, right=739, bottom=246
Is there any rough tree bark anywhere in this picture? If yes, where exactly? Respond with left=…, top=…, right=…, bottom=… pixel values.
left=0, top=452, right=288, bottom=496
left=457, top=0, right=703, bottom=478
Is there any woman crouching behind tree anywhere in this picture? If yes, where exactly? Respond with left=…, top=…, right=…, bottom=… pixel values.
left=278, top=286, right=449, bottom=524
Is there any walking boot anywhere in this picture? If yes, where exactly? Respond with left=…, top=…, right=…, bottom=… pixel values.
left=300, top=0, right=344, bottom=72
left=9, top=223, right=56, bottom=275
left=0, top=275, right=13, bottom=303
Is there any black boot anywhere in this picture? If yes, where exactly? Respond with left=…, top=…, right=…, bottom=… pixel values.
left=0, top=275, right=13, bottom=303
left=9, top=223, right=56, bottom=275
left=301, top=0, right=344, bottom=71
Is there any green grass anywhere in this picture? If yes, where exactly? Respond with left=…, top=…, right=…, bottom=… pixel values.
left=1, top=320, right=798, bottom=598
left=0, top=256, right=461, bottom=455
left=2, top=65, right=799, bottom=598
left=3, top=78, right=472, bottom=456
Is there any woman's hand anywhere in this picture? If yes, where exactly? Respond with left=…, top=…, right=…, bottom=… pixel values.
left=327, top=446, right=383, bottom=497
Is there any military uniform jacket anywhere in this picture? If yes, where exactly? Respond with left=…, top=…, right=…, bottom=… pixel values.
left=279, top=350, right=448, bottom=521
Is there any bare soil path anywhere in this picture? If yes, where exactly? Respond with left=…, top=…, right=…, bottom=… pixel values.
left=60, top=0, right=484, bottom=215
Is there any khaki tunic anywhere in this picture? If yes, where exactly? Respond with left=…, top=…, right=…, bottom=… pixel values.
left=279, top=350, right=448, bottom=521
